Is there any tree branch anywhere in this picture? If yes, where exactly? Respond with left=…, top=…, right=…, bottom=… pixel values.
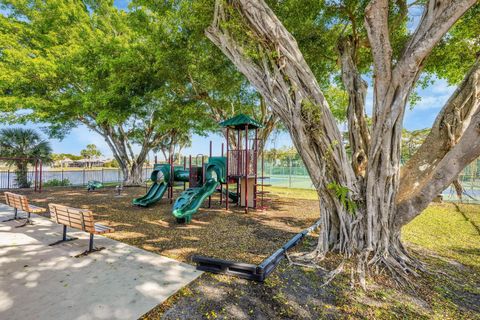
left=365, top=0, right=392, bottom=109
left=206, top=0, right=356, bottom=190
left=397, top=57, right=480, bottom=225
left=338, top=36, right=370, bottom=177
left=395, top=0, right=477, bottom=83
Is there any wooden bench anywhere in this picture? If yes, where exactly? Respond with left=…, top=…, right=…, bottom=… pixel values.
left=48, top=203, right=114, bottom=255
left=4, top=192, right=47, bottom=227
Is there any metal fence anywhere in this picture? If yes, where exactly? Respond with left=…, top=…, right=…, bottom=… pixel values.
left=0, top=167, right=155, bottom=189
left=263, top=161, right=315, bottom=190
left=442, top=176, right=480, bottom=203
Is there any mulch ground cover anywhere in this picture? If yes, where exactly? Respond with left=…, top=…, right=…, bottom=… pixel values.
left=19, top=186, right=319, bottom=264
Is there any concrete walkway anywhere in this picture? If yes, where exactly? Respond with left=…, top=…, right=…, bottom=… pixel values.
left=0, top=203, right=202, bottom=320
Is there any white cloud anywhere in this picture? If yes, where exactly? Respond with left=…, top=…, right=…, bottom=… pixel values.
left=410, top=79, right=455, bottom=111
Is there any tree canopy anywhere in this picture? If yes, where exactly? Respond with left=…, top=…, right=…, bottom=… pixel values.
left=0, top=0, right=287, bottom=182
left=0, top=0, right=218, bottom=183
left=80, top=144, right=102, bottom=160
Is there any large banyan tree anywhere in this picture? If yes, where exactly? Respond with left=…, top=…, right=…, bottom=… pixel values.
left=206, top=0, right=480, bottom=285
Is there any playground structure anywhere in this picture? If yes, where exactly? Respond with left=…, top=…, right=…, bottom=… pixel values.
left=132, top=114, right=270, bottom=223
left=221, top=114, right=271, bottom=213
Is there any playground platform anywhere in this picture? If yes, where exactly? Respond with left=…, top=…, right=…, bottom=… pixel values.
left=0, top=203, right=202, bottom=320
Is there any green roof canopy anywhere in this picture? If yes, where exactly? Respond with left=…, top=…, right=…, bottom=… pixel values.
left=219, top=114, right=264, bottom=130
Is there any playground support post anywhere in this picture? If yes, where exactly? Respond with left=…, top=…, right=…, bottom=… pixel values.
left=226, top=128, right=229, bottom=210
left=34, top=159, right=38, bottom=191
left=208, top=141, right=212, bottom=208
left=189, top=155, right=192, bottom=187
left=254, top=128, right=258, bottom=209
left=183, top=156, right=187, bottom=191
left=220, top=142, right=224, bottom=205
left=236, top=129, right=241, bottom=207
left=201, top=155, right=205, bottom=185
left=245, top=124, right=249, bottom=214
left=33, top=159, right=42, bottom=193
left=169, top=154, right=174, bottom=204
left=237, top=129, right=241, bottom=177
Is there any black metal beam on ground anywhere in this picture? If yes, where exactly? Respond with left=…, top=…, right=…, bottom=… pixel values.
left=193, top=255, right=263, bottom=281
left=193, top=219, right=321, bottom=282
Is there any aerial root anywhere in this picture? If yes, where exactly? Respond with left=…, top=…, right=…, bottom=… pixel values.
left=286, top=249, right=348, bottom=288
left=320, top=260, right=345, bottom=288
left=285, top=252, right=327, bottom=271
left=285, top=244, right=428, bottom=290
left=287, top=247, right=325, bottom=263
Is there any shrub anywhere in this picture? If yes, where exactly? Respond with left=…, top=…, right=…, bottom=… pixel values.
left=43, top=178, right=71, bottom=187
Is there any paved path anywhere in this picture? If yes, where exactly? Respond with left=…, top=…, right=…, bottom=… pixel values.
left=0, top=203, right=202, bottom=320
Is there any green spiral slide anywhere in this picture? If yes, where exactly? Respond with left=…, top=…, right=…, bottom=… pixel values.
left=133, top=164, right=170, bottom=207
left=133, top=164, right=195, bottom=207
left=172, top=157, right=227, bottom=223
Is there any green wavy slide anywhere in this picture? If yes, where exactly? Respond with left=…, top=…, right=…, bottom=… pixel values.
left=172, top=179, right=220, bottom=223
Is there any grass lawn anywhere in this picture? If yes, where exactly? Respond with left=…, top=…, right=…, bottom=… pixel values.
left=11, top=186, right=480, bottom=319
left=403, top=203, right=480, bottom=271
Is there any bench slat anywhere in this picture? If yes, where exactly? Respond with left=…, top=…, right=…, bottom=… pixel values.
left=27, top=205, right=47, bottom=213
left=94, top=223, right=114, bottom=234
left=53, top=211, right=94, bottom=224
left=48, top=203, right=113, bottom=235
left=55, top=219, right=86, bottom=230
left=4, top=192, right=46, bottom=213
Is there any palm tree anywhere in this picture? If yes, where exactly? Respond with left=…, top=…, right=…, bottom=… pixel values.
left=0, top=128, right=52, bottom=188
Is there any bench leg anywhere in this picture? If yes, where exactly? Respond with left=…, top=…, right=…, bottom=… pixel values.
left=4, top=208, right=22, bottom=222
left=74, top=233, right=105, bottom=258
left=14, top=211, right=35, bottom=228
left=89, top=233, right=94, bottom=252
left=49, top=225, right=79, bottom=246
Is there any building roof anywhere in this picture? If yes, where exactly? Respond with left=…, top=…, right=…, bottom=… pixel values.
left=219, top=114, right=264, bottom=130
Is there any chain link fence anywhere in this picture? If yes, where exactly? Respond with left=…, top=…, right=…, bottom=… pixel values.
left=263, top=160, right=315, bottom=190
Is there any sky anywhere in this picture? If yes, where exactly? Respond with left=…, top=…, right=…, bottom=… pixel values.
left=0, top=1, right=458, bottom=159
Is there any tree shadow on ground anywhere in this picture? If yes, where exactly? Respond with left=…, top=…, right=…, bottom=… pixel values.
left=144, top=242, right=480, bottom=320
